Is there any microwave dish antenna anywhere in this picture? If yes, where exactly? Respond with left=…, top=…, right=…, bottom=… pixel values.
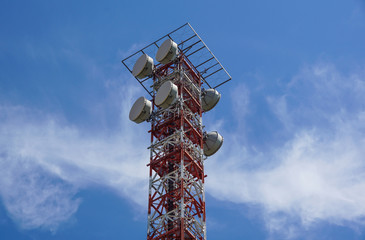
left=155, top=81, right=179, bottom=108
left=129, top=96, right=152, bottom=123
left=156, top=39, right=179, bottom=64
left=132, top=54, right=154, bottom=79
left=202, top=88, right=221, bottom=112
left=203, top=131, right=224, bottom=156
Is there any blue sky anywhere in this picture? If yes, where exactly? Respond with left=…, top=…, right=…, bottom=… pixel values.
left=1, top=0, right=365, bottom=239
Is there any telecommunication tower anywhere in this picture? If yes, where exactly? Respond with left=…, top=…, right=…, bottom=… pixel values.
left=122, top=23, right=231, bottom=240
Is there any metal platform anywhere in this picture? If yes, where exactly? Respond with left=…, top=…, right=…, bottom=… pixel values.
left=122, top=23, right=232, bottom=97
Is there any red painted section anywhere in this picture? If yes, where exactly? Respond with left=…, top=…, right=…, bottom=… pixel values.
left=147, top=55, right=205, bottom=240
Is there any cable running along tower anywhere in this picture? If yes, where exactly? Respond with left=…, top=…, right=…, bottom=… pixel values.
left=122, top=23, right=231, bottom=240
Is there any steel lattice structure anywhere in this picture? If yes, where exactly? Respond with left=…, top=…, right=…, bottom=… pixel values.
left=148, top=56, right=205, bottom=239
left=122, top=23, right=231, bottom=240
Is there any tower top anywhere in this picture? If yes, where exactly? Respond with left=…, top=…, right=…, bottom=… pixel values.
left=122, top=23, right=232, bottom=96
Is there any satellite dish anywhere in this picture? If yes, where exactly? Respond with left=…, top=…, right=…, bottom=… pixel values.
left=203, top=131, right=223, bottom=156
left=129, top=96, right=152, bottom=123
left=132, top=54, right=154, bottom=79
left=202, top=89, right=221, bottom=112
left=156, top=39, right=179, bottom=64
left=155, top=81, right=178, bottom=108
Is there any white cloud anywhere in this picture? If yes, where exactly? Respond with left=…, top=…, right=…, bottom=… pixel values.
left=0, top=75, right=151, bottom=230
left=0, top=157, right=80, bottom=231
left=231, top=83, right=250, bottom=121
left=205, top=62, right=365, bottom=238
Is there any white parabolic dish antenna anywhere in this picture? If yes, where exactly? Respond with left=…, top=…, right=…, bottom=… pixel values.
left=203, top=131, right=223, bottom=156
left=129, top=96, right=152, bottom=123
left=155, top=81, right=178, bottom=108
left=156, top=39, right=179, bottom=64
left=202, top=89, right=221, bottom=112
left=132, top=54, right=154, bottom=79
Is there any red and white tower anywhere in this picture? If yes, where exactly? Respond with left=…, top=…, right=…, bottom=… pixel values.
left=122, top=23, right=231, bottom=240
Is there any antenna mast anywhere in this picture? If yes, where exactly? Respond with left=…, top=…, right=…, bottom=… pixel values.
left=122, top=23, right=231, bottom=240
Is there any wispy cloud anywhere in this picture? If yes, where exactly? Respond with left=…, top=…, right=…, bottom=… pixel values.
left=0, top=157, right=80, bottom=231
left=205, top=62, right=365, bottom=238
left=0, top=51, right=152, bottom=230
